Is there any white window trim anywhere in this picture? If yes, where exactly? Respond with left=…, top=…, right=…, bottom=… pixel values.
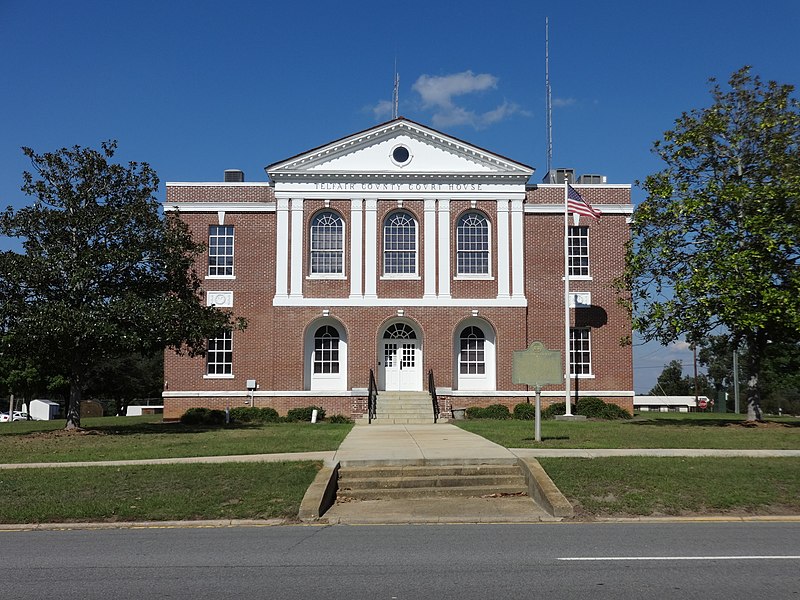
left=309, top=210, right=347, bottom=278
left=382, top=211, right=419, bottom=278
left=208, top=225, right=235, bottom=278
left=455, top=211, right=492, bottom=278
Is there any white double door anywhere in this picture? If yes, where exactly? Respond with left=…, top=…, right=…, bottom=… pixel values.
left=382, top=340, right=422, bottom=391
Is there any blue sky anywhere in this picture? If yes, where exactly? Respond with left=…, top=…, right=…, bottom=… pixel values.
left=1, top=0, right=798, bottom=393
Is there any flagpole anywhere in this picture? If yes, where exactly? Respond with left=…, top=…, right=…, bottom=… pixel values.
left=564, top=179, right=572, bottom=416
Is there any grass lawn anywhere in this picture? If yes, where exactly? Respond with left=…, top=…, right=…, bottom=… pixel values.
left=0, top=416, right=353, bottom=463
left=456, top=413, right=800, bottom=449
left=539, top=457, right=800, bottom=518
left=0, top=461, right=321, bottom=523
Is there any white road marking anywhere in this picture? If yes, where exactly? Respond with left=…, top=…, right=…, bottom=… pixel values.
left=559, top=556, right=800, bottom=561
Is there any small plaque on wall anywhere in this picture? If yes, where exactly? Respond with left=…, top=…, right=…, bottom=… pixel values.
left=206, top=291, right=233, bottom=308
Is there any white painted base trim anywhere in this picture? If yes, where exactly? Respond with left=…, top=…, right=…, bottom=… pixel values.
left=163, top=390, right=367, bottom=398
left=164, top=389, right=633, bottom=398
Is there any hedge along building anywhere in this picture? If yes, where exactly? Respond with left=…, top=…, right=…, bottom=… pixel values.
left=162, top=118, right=634, bottom=421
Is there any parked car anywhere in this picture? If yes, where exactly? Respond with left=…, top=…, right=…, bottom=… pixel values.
left=0, top=411, right=29, bottom=422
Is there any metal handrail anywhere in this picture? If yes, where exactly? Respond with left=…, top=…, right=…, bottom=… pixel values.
left=368, top=369, right=378, bottom=424
left=428, top=369, right=439, bottom=424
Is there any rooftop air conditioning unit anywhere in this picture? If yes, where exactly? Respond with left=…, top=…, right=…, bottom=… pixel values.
left=224, top=169, right=245, bottom=182
left=577, top=174, right=607, bottom=184
left=542, top=168, right=575, bottom=184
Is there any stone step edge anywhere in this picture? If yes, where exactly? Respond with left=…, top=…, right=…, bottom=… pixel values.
left=337, top=485, right=529, bottom=500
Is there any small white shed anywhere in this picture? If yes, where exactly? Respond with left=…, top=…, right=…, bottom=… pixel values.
left=29, top=399, right=60, bottom=420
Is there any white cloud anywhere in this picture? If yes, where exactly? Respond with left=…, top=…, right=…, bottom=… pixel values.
left=413, top=71, right=498, bottom=109
left=553, top=97, right=576, bottom=108
left=668, top=340, right=693, bottom=353
left=369, top=99, right=394, bottom=120
left=412, top=71, right=523, bottom=130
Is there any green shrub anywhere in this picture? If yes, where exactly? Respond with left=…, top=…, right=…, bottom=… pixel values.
left=541, top=398, right=631, bottom=420
left=328, top=414, right=354, bottom=424
left=180, top=407, right=226, bottom=426
left=542, top=402, right=566, bottom=420
left=229, top=406, right=280, bottom=423
left=466, top=404, right=511, bottom=419
left=513, top=402, right=536, bottom=420
left=286, top=406, right=326, bottom=422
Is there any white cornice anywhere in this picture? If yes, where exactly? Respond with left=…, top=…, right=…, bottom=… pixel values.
left=166, top=182, right=272, bottom=187
left=524, top=203, right=634, bottom=215
left=272, top=296, right=528, bottom=307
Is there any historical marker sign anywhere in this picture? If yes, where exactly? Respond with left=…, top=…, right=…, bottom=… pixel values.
left=513, top=341, right=563, bottom=389
left=512, top=342, right=563, bottom=443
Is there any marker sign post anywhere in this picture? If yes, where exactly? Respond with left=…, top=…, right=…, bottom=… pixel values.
left=513, top=342, right=564, bottom=442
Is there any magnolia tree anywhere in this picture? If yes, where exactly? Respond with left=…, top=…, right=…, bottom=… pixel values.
left=0, top=141, right=245, bottom=429
left=621, top=67, right=800, bottom=421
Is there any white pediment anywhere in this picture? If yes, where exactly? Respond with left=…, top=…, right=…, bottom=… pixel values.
left=266, top=118, right=534, bottom=180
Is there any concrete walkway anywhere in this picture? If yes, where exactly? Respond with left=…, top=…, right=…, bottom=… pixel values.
left=333, top=424, right=516, bottom=465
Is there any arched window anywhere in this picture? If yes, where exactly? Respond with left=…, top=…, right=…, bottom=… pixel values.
left=313, top=325, right=340, bottom=374
left=383, top=323, right=417, bottom=339
left=310, top=211, right=344, bottom=275
left=456, top=212, right=490, bottom=275
left=383, top=211, right=417, bottom=275
left=459, top=326, right=486, bottom=374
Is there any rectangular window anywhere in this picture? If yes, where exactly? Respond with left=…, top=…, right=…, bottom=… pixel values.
left=570, top=328, right=591, bottom=375
left=568, top=226, right=589, bottom=277
left=207, top=330, right=233, bottom=375
left=208, top=225, right=234, bottom=277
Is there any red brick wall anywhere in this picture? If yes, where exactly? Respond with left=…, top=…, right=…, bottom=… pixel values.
left=163, top=183, right=633, bottom=419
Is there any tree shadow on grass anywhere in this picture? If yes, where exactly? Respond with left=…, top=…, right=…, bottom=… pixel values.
left=522, top=436, right=570, bottom=441
left=627, top=417, right=800, bottom=428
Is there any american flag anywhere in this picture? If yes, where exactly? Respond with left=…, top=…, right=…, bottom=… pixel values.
left=567, top=184, right=601, bottom=220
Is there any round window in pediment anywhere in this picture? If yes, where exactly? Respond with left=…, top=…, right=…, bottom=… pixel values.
left=391, top=144, right=412, bottom=166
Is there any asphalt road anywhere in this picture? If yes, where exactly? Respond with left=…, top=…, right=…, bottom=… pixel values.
left=2, top=522, right=798, bottom=599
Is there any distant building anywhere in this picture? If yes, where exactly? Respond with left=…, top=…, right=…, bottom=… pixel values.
left=634, top=396, right=710, bottom=413
left=162, top=118, right=634, bottom=421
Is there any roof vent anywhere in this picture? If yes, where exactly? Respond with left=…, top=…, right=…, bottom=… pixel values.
left=542, top=168, right=574, bottom=184
left=577, top=174, right=607, bottom=184
left=224, top=169, right=244, bottom=183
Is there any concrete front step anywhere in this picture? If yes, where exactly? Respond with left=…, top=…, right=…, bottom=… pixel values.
left=341, top=474, right=526, bottom=490
left=359, top=417, right=435, bottom=425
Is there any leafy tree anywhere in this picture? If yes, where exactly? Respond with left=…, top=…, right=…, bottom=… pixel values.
left=84, top=351, right=164, bottom=416
left=621, top=67, right=800, bottom=421
left=0, top=141, right=244, bottom=429
left=648, top=358, right=713, bottom=398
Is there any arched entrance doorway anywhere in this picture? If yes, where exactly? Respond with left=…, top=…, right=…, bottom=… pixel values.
left=380, top=322, right=422, bottom=391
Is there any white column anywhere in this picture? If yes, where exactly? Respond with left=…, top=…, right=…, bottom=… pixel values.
left=275, top=197, right=290, bottom=299
left=511, top=199, right=525, bottom=299
left=290, top=198, right=304, bottom=298
left=496, top=199, right=510, bottom=299
left=364, top=198, right=378, bottom=299
left=349, top=198, right=363, bottom=298
left=437, top=198, right=451, bottom=299
left=423, top=198, right=437, bottom=299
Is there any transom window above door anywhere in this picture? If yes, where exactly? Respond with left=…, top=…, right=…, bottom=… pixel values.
left=383, top=323, right=417, bottom=339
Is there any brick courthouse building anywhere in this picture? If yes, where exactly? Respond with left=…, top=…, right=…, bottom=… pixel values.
left=162, top=118, right=634, bottom=421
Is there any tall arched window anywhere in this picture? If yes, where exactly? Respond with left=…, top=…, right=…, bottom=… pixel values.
left=459, top=326, right=486, bottom=374
left=383, top=211, right=417, bottom=275
left=313, top=325, right=340, bottom=374
left=456, top=212, right=490, bottom=275
left=310, top=211, right=344, bottom=275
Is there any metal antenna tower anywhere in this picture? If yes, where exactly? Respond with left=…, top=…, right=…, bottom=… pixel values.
left=392, top=59, right=400, bottom=119
left=545, top=17, right=553, bottom=175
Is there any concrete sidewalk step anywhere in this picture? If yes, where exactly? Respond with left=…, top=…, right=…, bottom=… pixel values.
left=341, top=474, right=526, bottom=490
left=338, top=484, right=528, bottom=501
left=341, top=464, right=522, bottom=478
left=337, top=462, right=527, bottom=501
